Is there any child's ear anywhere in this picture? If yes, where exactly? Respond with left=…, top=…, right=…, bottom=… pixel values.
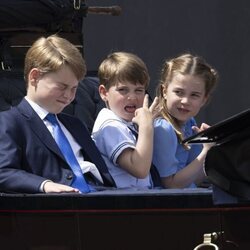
left=29, top=68, right=40, bottom=86
left=99, top=85, right=108, bottom=102
left=162, top=84, right=168, bottom=99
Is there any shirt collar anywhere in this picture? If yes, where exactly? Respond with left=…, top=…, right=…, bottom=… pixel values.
left=25, top=96, right=49, bottom=120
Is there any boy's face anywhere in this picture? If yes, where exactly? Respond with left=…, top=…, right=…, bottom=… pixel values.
left=99, top=81, right=146, bottom=121
left=27, top=65, right=79, bottom=114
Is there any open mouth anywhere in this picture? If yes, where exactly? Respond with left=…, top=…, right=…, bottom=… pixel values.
left=124, top=105, right=136, bottom=113
left=178, top=107, right=189, bottom=114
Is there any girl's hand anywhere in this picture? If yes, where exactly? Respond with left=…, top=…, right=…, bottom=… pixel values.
left=192, top=122, right=210, bottom=133
left=192, top=123, right=215, bottom=151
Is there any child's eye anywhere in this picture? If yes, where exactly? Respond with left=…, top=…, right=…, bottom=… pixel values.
left=135, top=89, right=145, bottom=93
left=117, top=88, right=128, bottom=94
left=174, top=90, right=182, bottom=96
left=191, top=93, right=201, bottom=98
left=56, top=83, right=67, bottom=90
left=58, top=85, right=67, bottom=90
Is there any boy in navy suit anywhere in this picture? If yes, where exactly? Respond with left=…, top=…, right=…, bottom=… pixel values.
left=0, top=35, right=114, bottom=193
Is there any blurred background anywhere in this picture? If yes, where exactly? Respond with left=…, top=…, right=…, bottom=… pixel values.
left=84, top=0, right=250, bottom=125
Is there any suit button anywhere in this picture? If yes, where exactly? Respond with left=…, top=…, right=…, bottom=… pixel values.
left=66, top=174, right=73, bottom=180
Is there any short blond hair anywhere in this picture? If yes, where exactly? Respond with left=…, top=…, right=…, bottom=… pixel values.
left=98, top=52, right=150, bottom=89
left=24, top=35, right=86, bottom=84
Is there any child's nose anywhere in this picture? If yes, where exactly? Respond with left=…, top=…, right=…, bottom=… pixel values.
left=127, top=92, right=137, bottom=100
left=181, top=96, right=189, bottom=104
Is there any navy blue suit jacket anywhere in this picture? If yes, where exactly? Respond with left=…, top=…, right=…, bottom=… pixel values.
left=0, top=98, right=115, bottom=193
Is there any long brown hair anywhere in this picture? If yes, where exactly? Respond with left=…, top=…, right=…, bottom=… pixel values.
left=156, top=53, right=218, bottom=143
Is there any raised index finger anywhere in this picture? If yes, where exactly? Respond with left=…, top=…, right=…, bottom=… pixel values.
left=143, top=94, right=149, bottom=108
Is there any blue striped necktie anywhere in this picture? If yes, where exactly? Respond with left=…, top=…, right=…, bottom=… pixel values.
left=45, top=113, right=90, bottom=193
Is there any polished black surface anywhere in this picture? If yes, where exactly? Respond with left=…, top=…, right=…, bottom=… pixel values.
left=0, top=188, right=214, bottom=210
left=1, top=188, right=250, bottom=250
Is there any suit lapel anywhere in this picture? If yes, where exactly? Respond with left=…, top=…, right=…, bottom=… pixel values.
left=59, top=114, right=101, bottom=163
left=58, top=114, right=90, bottom=154
left=17, top=99, right=65, bottom=160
